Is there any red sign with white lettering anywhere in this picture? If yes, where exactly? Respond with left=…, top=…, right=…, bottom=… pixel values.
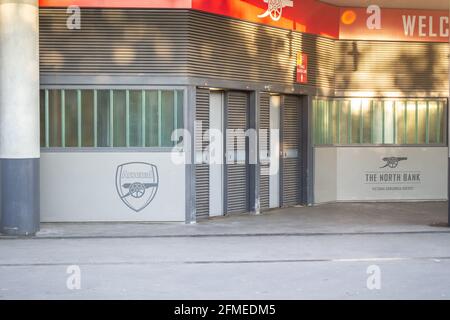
left=38, top=1, right=450, bottom=43
left=340, top=8, right=449, bottom=43
left=296, top=53, right=308, bottom=84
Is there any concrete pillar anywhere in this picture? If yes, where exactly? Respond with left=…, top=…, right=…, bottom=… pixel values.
left=0, top=0, right=40, bottom=236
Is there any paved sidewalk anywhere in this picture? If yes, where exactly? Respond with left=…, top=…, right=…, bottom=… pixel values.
left=3, top=202, right=447, bottom=239
left=1, top=202, right=450, bottom=299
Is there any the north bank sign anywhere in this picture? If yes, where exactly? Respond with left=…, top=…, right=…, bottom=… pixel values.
left=39, top=0, right=449, bottom=43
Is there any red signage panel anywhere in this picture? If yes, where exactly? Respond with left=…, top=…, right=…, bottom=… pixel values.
left=38, top=1, right=450, bottom=43
left=340, top=7, right=449, bottom=43
left=39, top=0, right=341, bottom=39
left=296, top=53, right=308, bottom=84
left=39, top=0, right=192, bottom=8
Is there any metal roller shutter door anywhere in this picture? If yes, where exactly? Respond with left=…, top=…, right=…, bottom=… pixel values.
left=226, top=91, right=249, bottom=214
left=281, top=95, right=301, bottom=207
left=259, top=92, right=270, bottom=210
left=195, top=88, right=210, bottom=219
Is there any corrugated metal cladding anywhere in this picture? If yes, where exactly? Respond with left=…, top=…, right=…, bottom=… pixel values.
left=335, top=40, right=449, bottom=94
left=226, top=91, right=249, bottom=214
left=187, top=11, right=335, bottom=88
left=39, top=9, right=189, bottom=74
left=281, top=95, right=301, bottom=207
left=259, top=93, right=271, bottom=210
left=39, top=8, right=447, bottom=94
left=39, top=9, right=334, bottom=88
left=195, top=88, right=210, bottom=219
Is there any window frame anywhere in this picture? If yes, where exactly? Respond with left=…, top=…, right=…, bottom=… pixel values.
left=313, top=96, right=448, bottom=148
left=39, top=85, right=187, bottom=153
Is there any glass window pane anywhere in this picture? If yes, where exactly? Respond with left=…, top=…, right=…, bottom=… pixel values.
left=161, top=90, right=175, bottom=147
left=40, top=90, right=45, bottom=147
left=326, top=100, right=331, bottom=144
left=350, top=99, right=361, bottom=144
left=417, top=101, right=427, bottom=144
left=372, top=100, right=383, bottom=144
left=406, top=101, right=417, bottom=144
left=97, top=90, right=111, bottom=147
left=438, top=101, right=445, bottom=144
left=145, top=90, right=159, bottom=147
left=330, top=100, right=339, bottom=144
left=129, top=90, right=143, bottom=147
left=81, top=90, right=95, bottom=147
left=177, top=90, right=184, bottom=130
left=362, top=99, right=371, bottom=144
left=113, top=90, right=126, bottom=147
left=48, top=90, right=62, bottom=147
left=428, top=101, right=438, bottom=144
left=339, top=100, right=349, bottom=144
left=313, top=100, right=319, bottom=145
left=395, top=101, right=406, bottom=144
left=64, top=90, right=78, bottom=147
left=384, top=100, right=394, bottom=144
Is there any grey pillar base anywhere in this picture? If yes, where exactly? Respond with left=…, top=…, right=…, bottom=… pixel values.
left=0, top=159, right=40, bottom=236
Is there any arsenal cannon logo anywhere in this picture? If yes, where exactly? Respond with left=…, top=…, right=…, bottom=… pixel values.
left=258, top=0, right=294, bottom=22
left=380, top=157, right=408, bottom=169
left=115, top=162, right=159, bottom=212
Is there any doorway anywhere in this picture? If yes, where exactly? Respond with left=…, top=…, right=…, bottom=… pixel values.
left=209, top=91, right=224, bottom=217
left=269, top=95, right=281, bottom=208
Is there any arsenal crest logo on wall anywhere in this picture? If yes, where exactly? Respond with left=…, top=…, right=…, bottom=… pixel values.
left=115, top=162, right=159, bottom=212
left=258, top=0, right=293, bottom=22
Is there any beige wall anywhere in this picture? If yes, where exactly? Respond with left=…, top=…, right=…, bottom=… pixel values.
left=315, top=147, right=448, bottom=203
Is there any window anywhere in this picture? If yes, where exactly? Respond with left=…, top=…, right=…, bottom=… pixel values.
left=40, top=89, right=184, bottom=148
left=313, top=98, right=447, bottom=146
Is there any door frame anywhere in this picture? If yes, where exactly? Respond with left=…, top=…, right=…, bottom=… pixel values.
left=209, top=91, right=225, bottom=217
left=279, top=94, right=308, bottom=207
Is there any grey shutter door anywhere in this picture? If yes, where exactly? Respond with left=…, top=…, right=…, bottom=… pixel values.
left=195, top=88, right=210, bottom=219
left=226, top=91, right=249, bottom=214
left=281, top=95, right=301, bottom=207
left=259, top=92, right=270, bottom=210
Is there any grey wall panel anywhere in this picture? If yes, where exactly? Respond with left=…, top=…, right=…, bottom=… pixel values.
left=259, top=92, right=270, bottom=210
left=226, top=91, right=249, bottom=214
left=195, top=88, right=210, bottom=218
left=335, top=40, right=449, bottom=94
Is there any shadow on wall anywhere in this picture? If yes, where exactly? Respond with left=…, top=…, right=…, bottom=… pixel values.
left=393, top=42, right=447, bottom=96
left=301, top=33, right=336, bottom=91
left=188, top=16, right=287, bottom=84
left=335, top=40, right=449, bottom=96
left=40, top=8, right=189, bottom=74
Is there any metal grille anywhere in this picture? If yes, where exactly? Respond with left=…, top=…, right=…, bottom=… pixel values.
left=195, top=88, right=210, bottom=218
left=226, top=91, right=248, bottom=214
left=282, top=95, right=300, bottom=207
left=259, top=92, right=270, bottom=210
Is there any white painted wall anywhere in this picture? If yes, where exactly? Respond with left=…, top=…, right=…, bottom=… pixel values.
left=314, top=148, right=337, bottom=203
left=315, top=147, right=448, bottom=203
left=40, top=152, right=186, bottom=222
